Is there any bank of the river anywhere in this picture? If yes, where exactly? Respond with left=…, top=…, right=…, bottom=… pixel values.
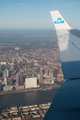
left=0, top=85, right=61, bottom=96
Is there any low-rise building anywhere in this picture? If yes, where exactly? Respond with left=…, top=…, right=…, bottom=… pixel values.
left=21, top=112, right=30, bottom=120
left=10, top=107, right=18, bottom=113
left=29, top=105, right=39, bottom=111
left=0, top=113, right=11, bottom=120
left=19, top=106, right=30, bottom=112
left=19, top=105, right=39, bottom=112
left=10, top=112, right=21, bottom=120
left=15, top=85, right=24, bottom=90
left=39, top=103, right=51, bottom=110
left=30, top=110, right=40, bottom=118
left=39, top=110, right=45, bottom=118
left=3, top=85, right=13, bottom=91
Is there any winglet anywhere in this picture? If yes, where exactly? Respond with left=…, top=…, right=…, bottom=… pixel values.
left=50, top=11, right=72, bottom=30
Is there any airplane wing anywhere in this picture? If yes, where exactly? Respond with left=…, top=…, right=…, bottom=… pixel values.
left=43, top=11, right=80, bottom=120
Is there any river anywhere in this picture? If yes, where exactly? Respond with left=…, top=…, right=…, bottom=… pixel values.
left=0, top=89, right=58, bottom=109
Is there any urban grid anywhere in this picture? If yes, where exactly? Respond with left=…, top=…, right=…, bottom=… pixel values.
left=0, top=30, right=65, bottom=120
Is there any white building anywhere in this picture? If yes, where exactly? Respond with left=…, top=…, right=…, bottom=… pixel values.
left=25, top=77, right=37, bottom=89
left=10, top=106, right=18, bottom=113
left=3, top=85, right=13, bottom=91
left=3, top=69, right=9, bottom=78
left=4, top=78, right=7, bottom=85
left=0, top=62, right=6, bottom=65
left=15, top=47, right=20, bottom=50
left=15, top=85, right=24, bottom=90
left=3, top=70, right=7, bottom=78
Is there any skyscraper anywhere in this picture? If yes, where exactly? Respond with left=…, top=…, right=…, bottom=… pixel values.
left=40, top=68, right=43, bottom=83
left=3, top=70, right=7, bottom=78
left=40, top=74, right=43, bottom=83
left=6, top=69, right=9, bottom=77
left=4, top=78, right=7, bottom=86
left=3, top=70, right=7, bottom=85
left=19, top=72, right=23, bottom=86
left=12, top=58, right=14, bottom=64
left=16, top=73, right=19, bottom=85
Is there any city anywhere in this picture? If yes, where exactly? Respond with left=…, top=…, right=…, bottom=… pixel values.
left=0, top=30, right=65, bottom=93
left=0, top=30, right=65, bottom=119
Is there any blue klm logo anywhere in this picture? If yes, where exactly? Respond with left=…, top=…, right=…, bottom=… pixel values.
left=58, top=33, right=68, bottom=40
left=54, top=17, right=64, bottom=24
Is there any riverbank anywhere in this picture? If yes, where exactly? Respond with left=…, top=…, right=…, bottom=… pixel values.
left=0, top=84, right=61, bottom=96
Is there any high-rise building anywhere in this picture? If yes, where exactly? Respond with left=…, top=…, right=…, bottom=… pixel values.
left=3, top=69, right=9, bottom=85
left=19, top=72, right=23, bottom=86
left=16, top=73, right=19, bottom=85
left=4, top=78, right=7, bottom=86
left=3, top=69, right=9, bottom=78
left=40, top=68, right=43, bottom=83
left=6, top=69, right=9, bottom=77
left=12, top=58, right=14, bottom=64
left=3, top=70, right=7, bottom=78
left=40, top=74, right=43, bottom=83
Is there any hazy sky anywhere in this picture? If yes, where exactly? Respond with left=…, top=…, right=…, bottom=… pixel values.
left=0, top=0, right=80, bottom=29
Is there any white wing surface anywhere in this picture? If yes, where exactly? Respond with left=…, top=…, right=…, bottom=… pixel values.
left=50, top=11, right=80, bottom=79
